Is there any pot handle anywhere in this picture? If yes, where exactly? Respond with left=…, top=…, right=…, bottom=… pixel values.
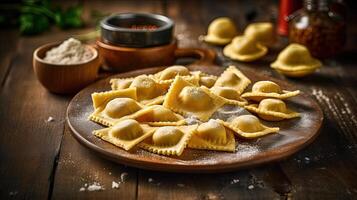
left=174, top=48, right=217, bottom=67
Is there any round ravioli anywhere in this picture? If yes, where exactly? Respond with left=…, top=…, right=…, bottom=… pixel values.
left=203, top=17, right=237, bottom=45
left=223, top=35, right=268, bottom=62
left=104, top=98, right=142, bottom=119
left=158, top=65, right=190, bottom=80
left=222, top=115, right=279, bottom=138
left=244, top=22, right=275, bottom=47
left=245, top=98, right=300, bottom=121
left=109, top=119, right=144, bottom=141
left=152, top=126, right=184, bottom=147
left=179, top=86, right=213, bottom=111
left=242, top=81, right=300, bottom=101
left=197, top=119, right=227, bottom=144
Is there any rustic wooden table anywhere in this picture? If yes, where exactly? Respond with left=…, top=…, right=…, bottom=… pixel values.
left=0, top=1, right=356, bottom=199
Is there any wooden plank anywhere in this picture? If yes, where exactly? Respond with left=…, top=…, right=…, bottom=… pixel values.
left=0, top=34, right=71, bottom=199
left=137, top=169, right=280, bottom=200
left=0, top=30, right=19, bottom=86
left=50, top=0, right=165, bottom=199
left=51, top=124, right=138, bottom=200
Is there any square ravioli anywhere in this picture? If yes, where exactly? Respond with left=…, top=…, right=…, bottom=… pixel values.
left=213, top=65, right=251, bottom=95
left=93, top=119, right=157, bottom=151
left=139, top=125, right=198, bottom=156
left=111, top=75, right=171, bottom=105
left=163, top=76, right=226, bottom=121
left=89, top=88, right=143, bottom=126
left=188, top=119, right=236, bottom=152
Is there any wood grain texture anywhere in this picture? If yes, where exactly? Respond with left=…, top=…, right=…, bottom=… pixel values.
left=0, top=36, right=70, bottom=199
left=0, top=0, right=356, bottom=199
left=51, top=124, right=138, bottom=200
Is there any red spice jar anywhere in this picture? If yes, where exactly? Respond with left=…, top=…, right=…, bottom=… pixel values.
left=288, top=0, right=346, bottom=58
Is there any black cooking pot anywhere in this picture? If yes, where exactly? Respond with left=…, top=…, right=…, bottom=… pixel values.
left=100, top=13, right=174, bottom=48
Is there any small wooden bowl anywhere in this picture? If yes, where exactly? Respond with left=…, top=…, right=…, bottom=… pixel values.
left=33, top=42, right=101, bottom=94
left=97, top=39, right=177, bottom=72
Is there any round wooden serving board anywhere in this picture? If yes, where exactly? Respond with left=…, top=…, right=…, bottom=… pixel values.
left=67, top=65, right=323, bottom=173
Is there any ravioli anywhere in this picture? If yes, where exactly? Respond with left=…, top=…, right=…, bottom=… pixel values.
left=245, top=98, right=300, bottom=121
left=203, top=17, right=237, bottom=45
left=223, top=35, right=268, bottom=62
left=89, top=97, right=143, bottom=126
left=244, top=22, right=275, bottom=47
left=119, top=105, right=186, bottom=126
left=110, top=75, right=170, bottom=105
left=154, top=65, right=191, bottom=80
left=163, top=76, right=226, bottom=121
left=190, top=71, right=218, bottom=88
left=188, top=119, right=236, bottom=152
left=93, top=119, right=156, bottom=151
left=110, top=77, right=135, bottom=90
left=213, top=65, right=251, bottom=95
left=139, top=125, right=198, bottom=156
left=271, top=43, right=322, bottom=77
left=220, top=115, right=279, bottom=138
left=91, top=88, right=137, bottom=109
left=211, top=86, right=248, bottom=106
left=89, top=88, right=141, bottom=126
left=242, top=81, right=300, bottom=101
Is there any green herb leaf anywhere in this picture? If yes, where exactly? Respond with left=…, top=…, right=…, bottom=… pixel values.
left=20, top=13, right=49, bottom=35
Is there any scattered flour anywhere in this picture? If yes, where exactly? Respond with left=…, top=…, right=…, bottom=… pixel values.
left=79, top=182, right=104, bottom=192
left=112, top=181, right=120, bottom=189
left=120, top=172, right=128, bottom=182
left=46, top=116, right=55, bottom=122
left=230, top=179, right=240, bottom=184
left=44, top=38, right=93, bottom=64
left=312, top=88, right=357, bottom=138
left=87, top=182, right=104, bottom=191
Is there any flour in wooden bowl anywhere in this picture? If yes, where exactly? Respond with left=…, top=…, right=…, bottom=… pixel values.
left=44, top=38, right=93, bottom=64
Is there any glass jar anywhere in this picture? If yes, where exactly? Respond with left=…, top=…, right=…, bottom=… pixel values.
left=289, top=0, right=346, bottom=58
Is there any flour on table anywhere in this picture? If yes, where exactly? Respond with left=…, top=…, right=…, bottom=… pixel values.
left=79, top=182, right=104, bottom=192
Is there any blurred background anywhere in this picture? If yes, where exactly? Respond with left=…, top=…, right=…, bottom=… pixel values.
left=0, top=0, right=356, bottom=54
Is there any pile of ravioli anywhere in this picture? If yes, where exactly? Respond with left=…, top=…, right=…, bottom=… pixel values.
left=89, top=65, right=301, bottom=156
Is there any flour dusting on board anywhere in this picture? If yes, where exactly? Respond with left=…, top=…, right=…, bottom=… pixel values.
left=312, top=88, right=357, bottom=136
